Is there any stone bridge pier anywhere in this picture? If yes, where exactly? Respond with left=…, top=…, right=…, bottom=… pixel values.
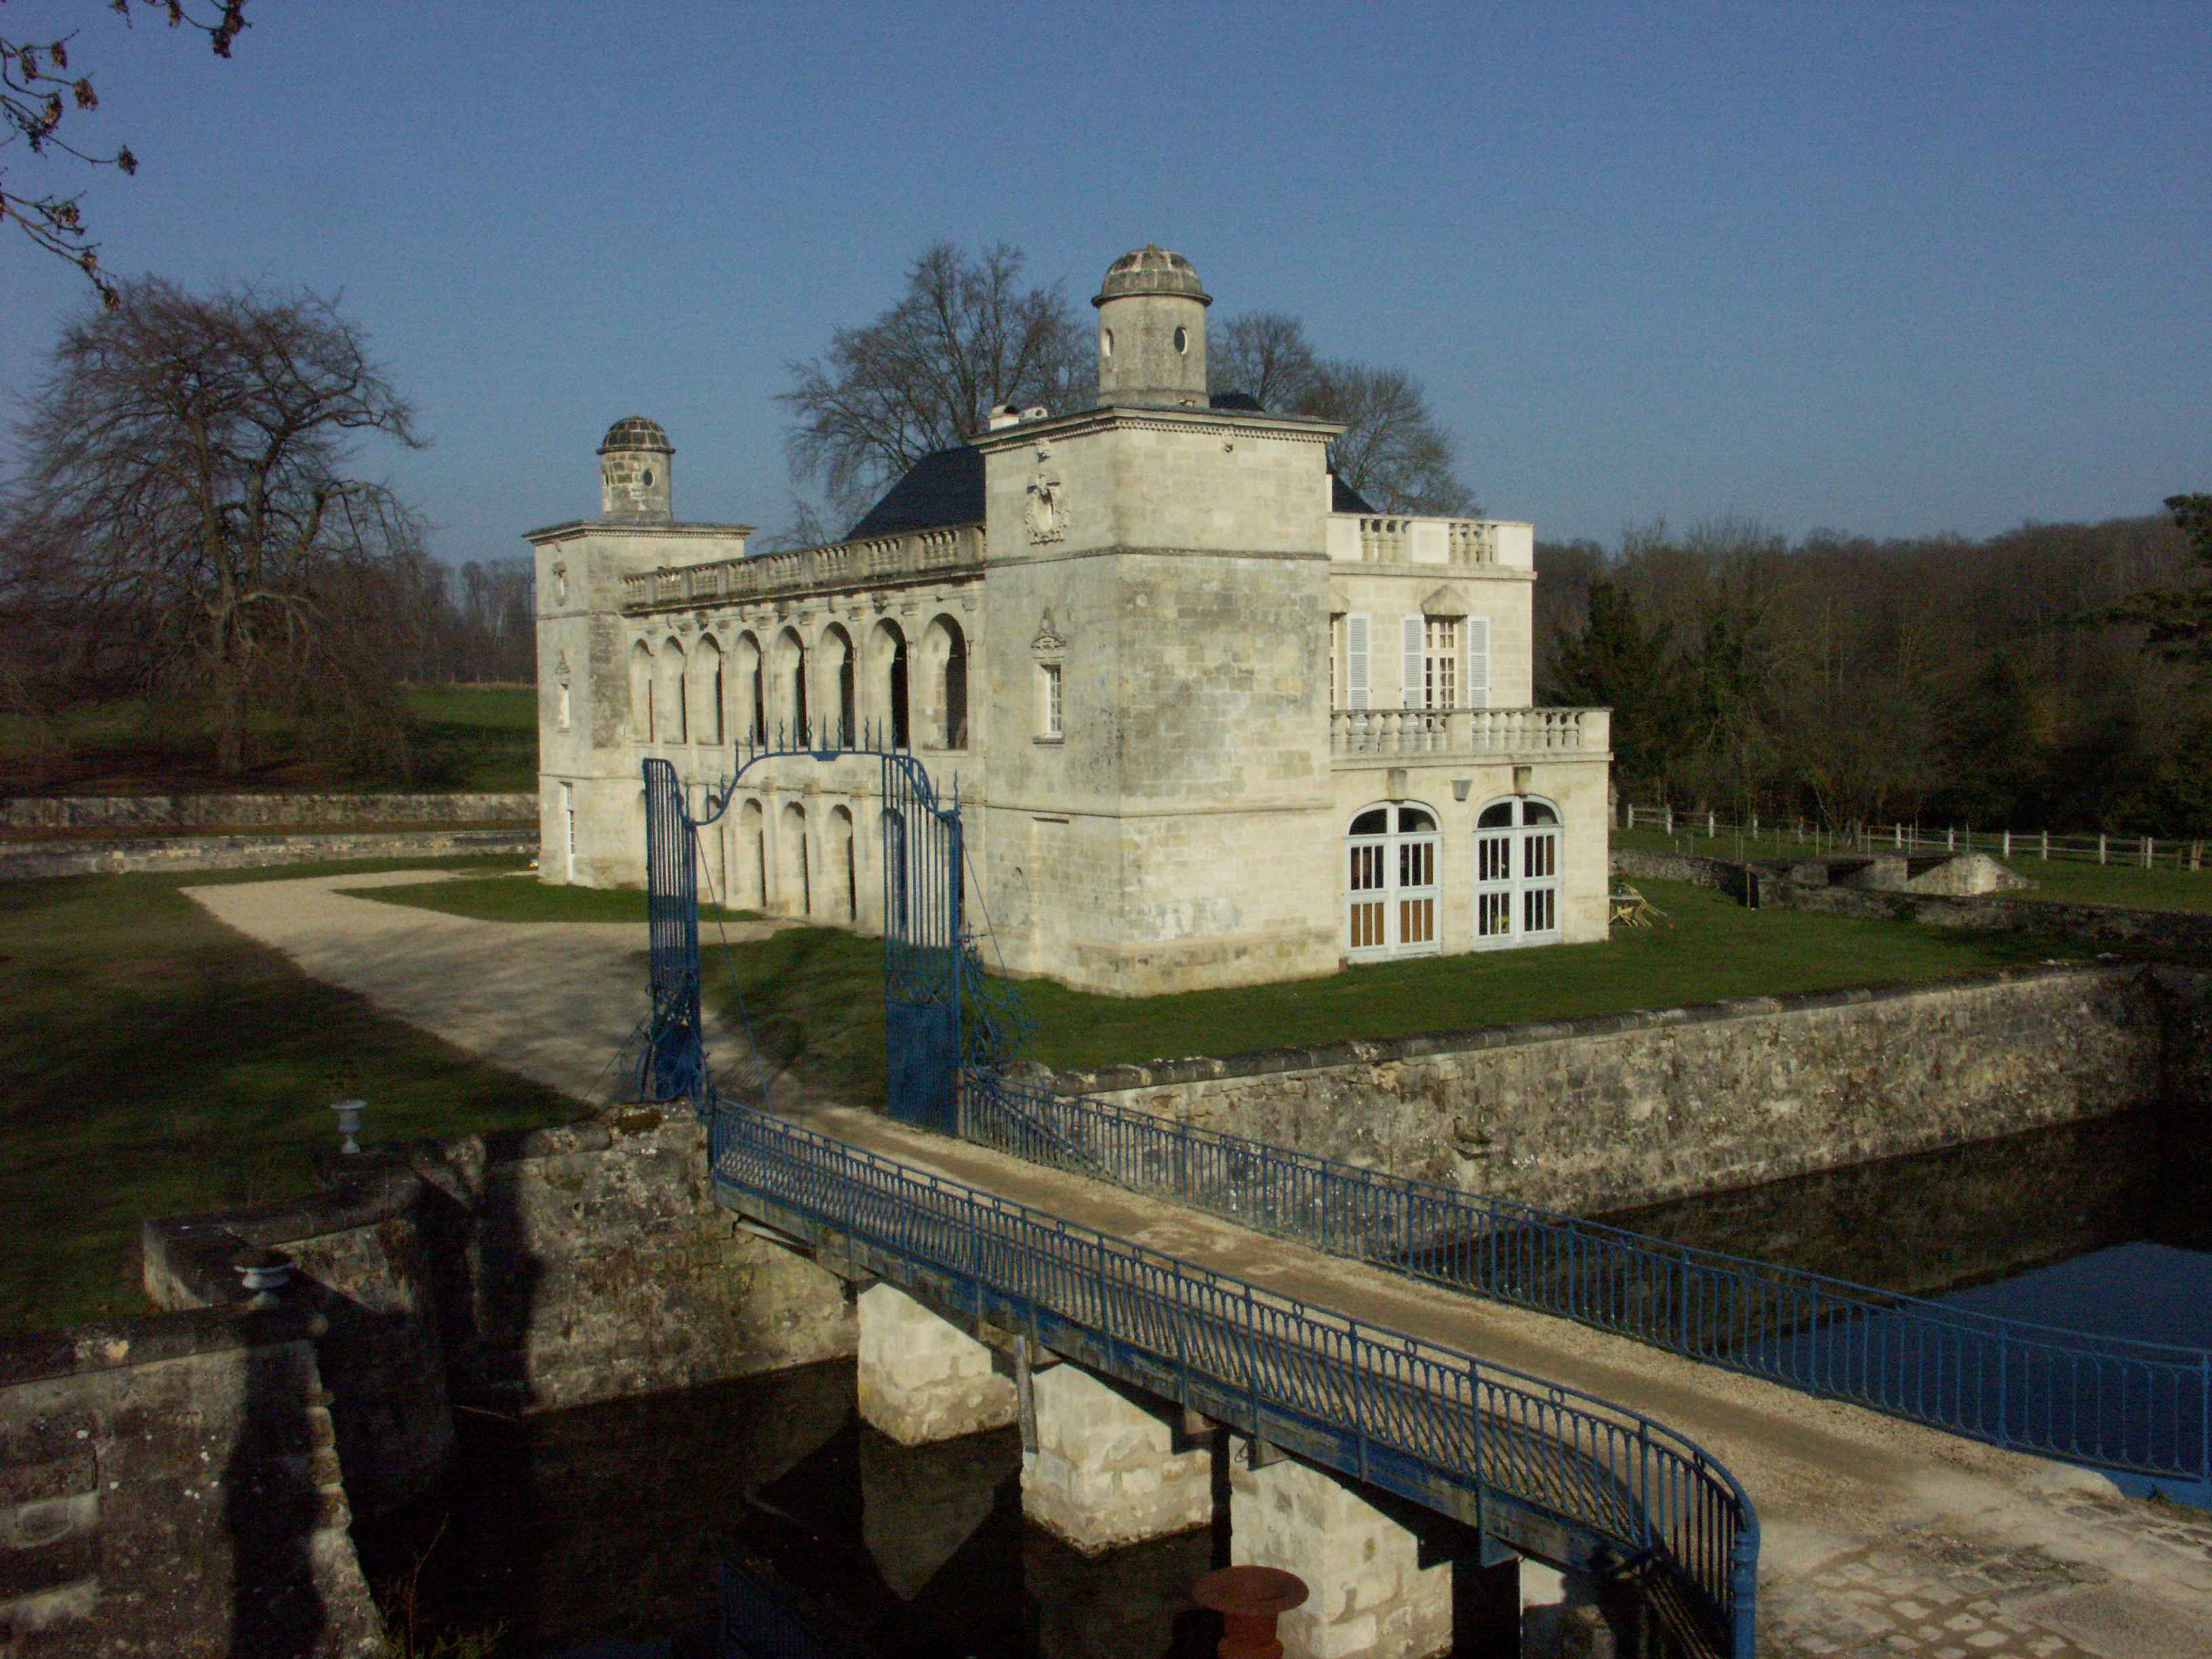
left=853, top=1284, right=1527, bottom=1659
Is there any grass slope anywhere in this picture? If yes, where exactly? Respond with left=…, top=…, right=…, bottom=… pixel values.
left=0, top=855, right=578, bottom=1334
left=343, top=874, right=760, bottom=926
left=706, top=878, right=2092, bottom=1111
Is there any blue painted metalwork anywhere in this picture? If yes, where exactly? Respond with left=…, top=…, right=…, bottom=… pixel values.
left=958, top=1073, right=2212, bottom=1489
left=717, top=1561, right=865, bottom=1658
left=640, top=721, right=1006, bottom=1126
left=707, top=1094, right=1760, bottom=1659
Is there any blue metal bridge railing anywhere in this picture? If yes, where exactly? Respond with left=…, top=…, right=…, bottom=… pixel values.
left=706, top=1095, right=1760, bottom=1659
left=958, top=1071, right=2212, bottom=1489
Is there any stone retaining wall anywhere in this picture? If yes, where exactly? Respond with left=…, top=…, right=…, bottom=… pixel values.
left=1048, top=963, right=2206, bottom=1214
left=3, top=1106, right=854, bottom=1658
left=1763, top=876, right=2212, bottom=958
left=0, top=791, right=536, bottom=832
left=0, top=826, right=535, bottom=881
left=0, top=1306, right=382, bottom=1658
left=1610, top=845, right=1750, bottom=896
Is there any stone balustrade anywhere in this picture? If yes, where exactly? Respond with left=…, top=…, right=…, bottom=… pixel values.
left=621, top=523, right=985, bottom=613
left=1330, top=705, right=1608, bottom=759
left=1328, top=514, right=1531, bottom=569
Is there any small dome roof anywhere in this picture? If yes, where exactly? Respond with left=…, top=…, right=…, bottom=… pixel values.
left=597, top=415, right=673, bottom=455
left=1093, top=243, right=1211, bottom=307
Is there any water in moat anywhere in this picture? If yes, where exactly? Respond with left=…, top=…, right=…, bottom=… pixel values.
left=353, top=1357, right=1226, bottom=1659
left=1594, top=1106, right=2212, bottom=1502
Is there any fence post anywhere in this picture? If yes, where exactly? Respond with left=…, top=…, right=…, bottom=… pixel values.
left=1664, top=805, right=1673, bottom=835
left=2099, top=833, right=2108, bottom=865
left=2002, top=829, right=2011, bottom=858
left=1707, top=810, right=1716, bottom=838
left=2144, top=836, right=2153, bottom=869
left=2041, top=830, right=2049, bottom=861
left=1946, top=827, right=1954, bottom=853
left=1750, top=813, right=1759, bottom=842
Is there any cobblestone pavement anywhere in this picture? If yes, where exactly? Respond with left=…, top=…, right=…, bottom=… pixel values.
left=191, top=878, right=2212, bottom=1656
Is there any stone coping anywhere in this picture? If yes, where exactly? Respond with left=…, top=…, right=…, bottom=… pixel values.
left=0, top=1302, right=314, bottom=1389
left=1044, top=959, right=2134, bottom=1096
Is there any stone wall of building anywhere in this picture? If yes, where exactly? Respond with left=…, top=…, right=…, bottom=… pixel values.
left=0, top=791, right=535, bottom=832
left=0, top=1307, right=383, bottom=1658
left=0, top=827, right=535, bottom=882
left=1049, top=963, right=2198, bottom=1214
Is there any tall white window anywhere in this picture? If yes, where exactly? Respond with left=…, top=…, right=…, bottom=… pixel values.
left=1039, top=662, right=1063, bottom=738
left=560, top=781, right=576, bottom=882
left=1345, top=802, right=1441, bottom=960
left=1473, top=796, right=1562, bottom=947
left=1425, top=617, right=1458, bottom=710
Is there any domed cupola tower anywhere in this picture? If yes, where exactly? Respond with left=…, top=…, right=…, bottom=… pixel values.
left=1093, top=244, right=1210, bottom=409
left=598, top=415, right=674, bottom=523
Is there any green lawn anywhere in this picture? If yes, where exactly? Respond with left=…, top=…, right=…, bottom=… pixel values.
left=705, top=878, right=2095, bottom=1111
left=401, top=684, right=538, bottom=794
left=0, top=855, right=579, bottom=1334
left=1614, top=827, right=2212, bottom=915
left=344, top=873, right=759, bottom=926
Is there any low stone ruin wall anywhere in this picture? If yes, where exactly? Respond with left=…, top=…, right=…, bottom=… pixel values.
left=0, top=826, right=535, bottom=881
left=2, top=1105, right=855, bottom=1658
left=0, top=1305, right=382, bottom=1658
left=1610, top=845, right=1750, bottom=896
left=1763, top=878, right=2212, bottom=958
left=0, top=790, right=537, bottom=832
left=1048, top=962, right=2207, bottom=1216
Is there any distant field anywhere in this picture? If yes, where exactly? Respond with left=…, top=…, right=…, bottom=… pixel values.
left=706, top=878, right=2095, bottom=1111
left=0, top=853, right=575, bottom=1334
left=1613, top=827, right=2212, bottom=916
left=0, top=684, right=536, bottom=796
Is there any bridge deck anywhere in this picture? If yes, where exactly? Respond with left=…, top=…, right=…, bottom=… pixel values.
left=782, top=1097, right=2212, bottom=1659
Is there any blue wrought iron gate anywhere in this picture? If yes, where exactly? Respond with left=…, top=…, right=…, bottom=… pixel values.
left=638, top=729, right=989, bottom=1130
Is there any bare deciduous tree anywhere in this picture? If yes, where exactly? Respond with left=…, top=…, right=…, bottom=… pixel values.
left=1211, top=310, right=1475, bottom=515
left=2, top=277, right=428, bottom=773
left=1, top=1, right=247, bottom=306
left=780, top=242, right=1088, bottom=524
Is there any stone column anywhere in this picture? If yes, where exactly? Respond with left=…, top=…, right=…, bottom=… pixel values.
left=1021, top=1364, right=1214, bottom=1553
left=855, top=1284, right=1017, bottom=1444
left=1229, top=1441, right=1483, bottom=1659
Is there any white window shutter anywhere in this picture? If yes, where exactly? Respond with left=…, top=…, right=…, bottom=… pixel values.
left=1402, top=615, right=1425, bottom=709
left=1347, top=613, right=1370, bottom=709
left=1466, top=617, right=1490, bottom=708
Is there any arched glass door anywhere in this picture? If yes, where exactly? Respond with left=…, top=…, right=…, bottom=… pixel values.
left=1345, top=802, right=1441, bottom=960
left=1474, top=796, right=1563, bottom=947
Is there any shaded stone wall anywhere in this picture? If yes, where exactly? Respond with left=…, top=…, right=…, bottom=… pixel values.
left=0, top=1309, right=382, bottom=1658
left=1050, top=964, right=2195, bottom=1214
left=0, top=792, right=535, bottom=831
left=0, top=826, right=534, bottom=881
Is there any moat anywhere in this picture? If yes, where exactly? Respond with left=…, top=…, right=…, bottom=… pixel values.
left=358, top=1107, right=2212, bottom=1656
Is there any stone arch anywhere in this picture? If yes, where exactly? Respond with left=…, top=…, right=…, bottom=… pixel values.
left=628, top=640, right=655, bottom=743
left=821, top=622, right=857, bottom=745
left=869, top=618, right=911, bottom=750
left=772, top=626, right=808, bottom=741
left=828, top=803, right=857, bottom=922
left=691, top=633, right=724, bottom=746
left=734, top=630, right=766, bottom=744
left=921, top=613, right=968, bottom=750
left=779, top=800, right=811, bottom=917
left=737, top=796, right=766, bottom=908
left=655, top=635, right=688, bottom=745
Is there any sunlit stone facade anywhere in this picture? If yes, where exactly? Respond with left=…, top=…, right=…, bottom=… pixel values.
left=529, top=247, right=1612, bottom=996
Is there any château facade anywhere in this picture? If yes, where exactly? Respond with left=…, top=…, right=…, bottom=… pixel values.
left=529, top=246, right=1612, bottom=996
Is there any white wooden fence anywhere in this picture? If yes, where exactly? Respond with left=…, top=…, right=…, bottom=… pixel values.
left=1620, top=804, right=2209, bottom=872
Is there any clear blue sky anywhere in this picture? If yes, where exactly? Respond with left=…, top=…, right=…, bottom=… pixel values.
left=2, top=1, right=2207, bottom=563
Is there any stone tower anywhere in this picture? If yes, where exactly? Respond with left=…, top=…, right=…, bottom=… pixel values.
left=1093, top=243, right=1210, bottom=409
left=598, top=415, right=674, bottom=522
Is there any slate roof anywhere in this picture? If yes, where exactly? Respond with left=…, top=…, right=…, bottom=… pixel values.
left=844, top=445, right=985, bottom=540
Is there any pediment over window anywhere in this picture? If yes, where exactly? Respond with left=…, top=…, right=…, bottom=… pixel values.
left=1420, top=585, right=1471, bottom=617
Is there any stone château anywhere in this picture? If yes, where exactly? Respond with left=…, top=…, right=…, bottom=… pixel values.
left=527, top=246, right=1612, bottom=995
